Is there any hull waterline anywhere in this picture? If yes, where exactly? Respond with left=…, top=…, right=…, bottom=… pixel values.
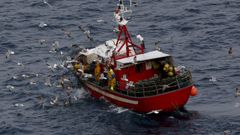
left=83, top=81, right=193, bottom=113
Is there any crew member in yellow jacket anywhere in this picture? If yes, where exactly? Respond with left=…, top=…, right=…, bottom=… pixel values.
left=110, top=76, right=116, bottom=91
left=163, top=63, right=174, bottom=77
left=94, top=63, right=101, bottom=81
left=74, top=63, right=80, bottom=70
left=107, top=67, right=116, bottom=91
left=74, top=62, right=85, bottom=76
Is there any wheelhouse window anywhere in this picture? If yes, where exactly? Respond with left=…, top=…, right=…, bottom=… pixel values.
left=135, top=63, right=143, bottom=73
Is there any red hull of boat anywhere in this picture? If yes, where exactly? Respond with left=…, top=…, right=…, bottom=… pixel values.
left=83, top=82, right=193, bottom=113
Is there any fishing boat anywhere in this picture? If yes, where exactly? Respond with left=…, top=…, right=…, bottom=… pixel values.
left=72, top=0, right=198, bottom=113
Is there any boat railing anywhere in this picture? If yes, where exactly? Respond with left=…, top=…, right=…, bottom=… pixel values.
left=115, top=69, right=193, bottom=97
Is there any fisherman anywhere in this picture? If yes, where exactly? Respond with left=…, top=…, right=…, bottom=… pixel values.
left=99, top=73, right=107, bottom=87
left=110, top=74, right=116, bottom=91
left=74, top=62, right=80, bottom=71
left=167, top=66, right=174, bottom=77
left=162, top=62, right=175, bottom=77
left=107, top=67, right=112, bottom=86
left=162, top=62, right=169, bottom=78
left=107, top=66, right=116, bottom=91
left=74, top=62, right=84, bottom=76
left=83, top=63, right=90, bottom=74
left=89, top=60, right=96, bottom=74
left=94, top=62, right=101, bottom=82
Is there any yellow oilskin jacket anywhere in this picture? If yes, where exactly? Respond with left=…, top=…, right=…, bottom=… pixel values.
left=110, top=77, right=116, bottom=91
left=74, top=63, right=80, bottom=70
left=108, top=69, right=116, bottom=89
left=94, top=64, right=101, bottom=81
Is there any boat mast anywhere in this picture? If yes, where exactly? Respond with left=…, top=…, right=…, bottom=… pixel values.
left=113, top=0, right=144, bottom=60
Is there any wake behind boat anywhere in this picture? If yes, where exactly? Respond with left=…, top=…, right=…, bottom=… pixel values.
left=72, top=0, right=198, bottom=113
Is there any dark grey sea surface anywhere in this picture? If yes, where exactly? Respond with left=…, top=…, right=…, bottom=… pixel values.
left=0, top=0, right=240, bottom=134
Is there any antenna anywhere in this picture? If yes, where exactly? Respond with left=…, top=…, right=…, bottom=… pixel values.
left=116, top=0, right=132, bottom=21
left=112, top=0, right=144, bottom=63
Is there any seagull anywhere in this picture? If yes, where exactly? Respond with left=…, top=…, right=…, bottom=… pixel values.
left=136, top=34, right=144, bottom=42
left=39, top=39, right=47, bottom=45
left=209, top=76, right=217, bottom=82
left=236, top=88, right=240, bottom=97
left=35, top=73, right=39, bottom=77
left=96, top=19, right=104, bottom=23
left=63, top=78, right=70, bottom=82
left=52, top=41, right=60, bottom=48
left=113, top=27, right=119, bottom=33
left=44, top=76, right=52, bottom=86
left=49, top=47, right=56, bottom=53
left=61, top=76, right=71, bottom=83
left=39, top=21, right=48, bottom=28
left=73, top=89, right=84, bottom=101
left=66, top=64, right=73, bottom=69
left=154, top=41, right=160, bottom=45
left=53, top=81, right=62, bottom=88
left=12, top=76, right=18, bottom=79
left=62, top=61, right=73, bottom=69
left=11, top=60, right=24, bottom=67
left=228, top=47, right=233, bottom=55
left=36, top=95, right=43, bottom=101
left=78, top=25, right=93, bottom=41
left=73, top=96, right=78, bottom=101
left=46, top=63, right=58, bottom=71
left=36, top=95, right=44, bottom=107
left=49, top=41, right=59, bottom=53
left=60, top=76, right=72, bottom=90
left=84, top=30, right=91, bottom=37
left=61, top=28, right=72, bottom=38
left=58, top=62, right=65, bottom=68
left=223, top=130, right=231, bottom=135
left=30, top=80, right=37, bottom=85
left=29, top=72, right=40, bottom=78
left=22, top=74, right=30, bottom=78
left=154, top=41, right=161, bottom=51
left=50, top=96, right=58, bottom=105
left=6, top=85, right=15, bottom=91
left=5, top=49, right=15, bottom=58
left=43, top=0, right=52, bottom=8
left=14, top=103, right=24, bottom=107
left=64, top=99, right=70, bottom=106
left=131, top=0, right=138, bottom=7
left=65, top=59, right=78, bottom=64
left=17, top=62, right=24, bottom=66
left=78, top=25, right=85, bottom=32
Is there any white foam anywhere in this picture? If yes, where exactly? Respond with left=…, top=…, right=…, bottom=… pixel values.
left=108, top=105, right=129, bottom=114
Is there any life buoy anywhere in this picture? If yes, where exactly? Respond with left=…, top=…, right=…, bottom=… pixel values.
left=191, top=86, right=198, bottom=96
